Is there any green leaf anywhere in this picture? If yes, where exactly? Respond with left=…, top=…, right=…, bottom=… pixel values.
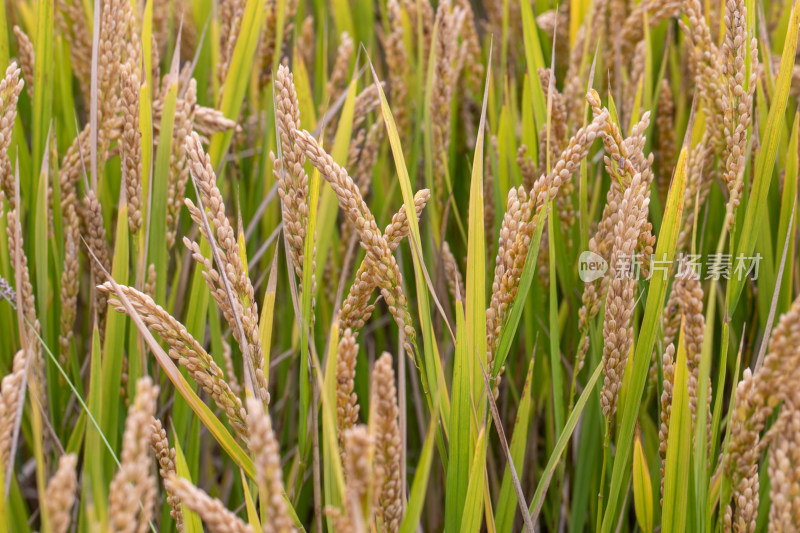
left=459, top=426, right=489, bottom=533
left=495, top=355, right=536, bottom=533
left=150, top=81, right=177, bottom=304
left=662, top=324, right=692, bottom=533
left=398, top=409, right=438, bottom=533
left=727, top=0, right=799, bottom=313
left=173, top=427, right=204, bottom=533
left=633, top=431, right=654, bottom=533
left=445, top=299, right=470, bottom=532
left=776, top=112, right=799, bottom=314
left=100, top=199, right=130, bottom=474
left=208, top=0, right=268, bottom=166
left=529, top=359, right=604, bottom=523
left=32, top=0, right=53, bottom=175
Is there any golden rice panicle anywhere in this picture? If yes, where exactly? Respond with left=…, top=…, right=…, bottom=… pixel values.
left=431, top=0, right=465, bottom=208
left=680, top=0, right=723, bottom=137
left=0, top=63, right=23, bottom=202
left=294, top=128, right=417, bottom=355
left=0, top=350, right=26, bottom=471
left=12, top=26, right=34, bottom=97
left=165, top=475, right=255, bottom=533
left=222, top=339, right=242, bottom=399
left=486, top=185, right=529, bottom=365
left=45, top=453, right=78, bottom=533
left=562, top=0, right=608, bottom=125
left=537, top=68, right=573, bottom=229
left=150, top=417, right=183, bottom=532
left=659, top=343, right=675, bottom=503
left=332, top=425, right=374, bottom=532
left=655, top=79, right=676, bottom=200
left=724, top=295, right=800, bottom=531
left=491, top=106, right=607, bottom=370
left=81, top=189, right=111, bottom=328
left=720, top=0, right=758, bottom=229
left=327, top=32, right=354, bottom=98
left=529, top=97, right=609, bottom=215
left=217, top=0, right=245, bottom=90
left=108, top=378, right=159, bottom=533
left=166, top=78, right=198, bottom=247
left=97, top=0, right=125, bottom=158
left=58, top=205, right=79, bottom=366
left=271, top=65, right=313, bottom=287
left=256, top=0, right=299, bottom=87
left=120, top=4, right=142, bottom=234
left=184, top=132, right=268, bottom=403
left=484, top=135, right=497, bottom=255
left=337, top=328, right=361, bottom=448
left=674, top=275, right=711, bottom=444
left=677, top=135, right=713, bottom=251
left=601, top=170, right=650, bottom=419
left=55, top=0, right=92, bottom=91
left=6, top=203, right=46, bottom=409
left=619, top=0, right=680, bottom=62
left=339, top=190, right=429, bottom=334
left=441, top=241, right=465, bottom=303
left=99, top=282, right=249, bottom=439
left=145, top=263, right=157, bottom=299
left=371, top=353, right=402, bottom=533
left=767, top=396, right=800, bottom=532
left=353, top=120, right=386, bottom=195
left=384, top=0, right=410, bottom=140
left=245, top=398, right=294, bottom=533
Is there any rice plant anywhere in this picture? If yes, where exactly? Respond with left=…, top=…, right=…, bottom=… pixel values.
left=1, top=0, right=799, bottom=531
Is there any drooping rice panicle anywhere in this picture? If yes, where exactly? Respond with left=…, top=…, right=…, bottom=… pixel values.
left=245, top=397, right=294, bottom=532
left=338, top=190, right=429, bottom=335
left=150, top=417, right=184, bottom=532
left=184, top=133, right=268, bottom=403
left=659, top=343, right=675, bottom=502
left=99, top=282, right=249, bottom=439
left=165, top=475, right=255, bottom=533
left=724, top=296, right=800, bottom=531
left=441, top=241, right=465, bottom=303
left=11, top=26, right=34, bottom=97
left=294, top=128, right=418, bottom=355
left=108, top=378, right=159, bottom=533
left=655, top=79, right=676, bottom=201
left=327, top=32, right=354, bottom=100
left=0, top=63, right=23, bottom=202
left=336, top=328, right=361, bottom=453
left=44, top=453, right=78, bottom=533
left=371, top=353, right=402, bottom=533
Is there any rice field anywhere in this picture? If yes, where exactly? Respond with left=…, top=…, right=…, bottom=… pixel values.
left=0, top=0, right=799, bottom=531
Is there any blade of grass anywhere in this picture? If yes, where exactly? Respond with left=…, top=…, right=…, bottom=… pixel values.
left=397, top=402, right=438, bottom=533
left=150, top=80, right=177, bottom=304
left=459, top=424, right=489, bottom=533
left=495, top=351, right=536, bottom=533
left=208, top=0, right=267, bottom=167
left=99, top=196, right=130, bottom=472
left=775, top=112, right=798, bottom=315
left=632, top=431, right=654, bottom=533
left=446, top=297, right=471, bottom=532
left=528, top=359, right=604, bottom=524
left=173, top=427, right=204, bottom=533
left=661, top=322, right=692, bottom=533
